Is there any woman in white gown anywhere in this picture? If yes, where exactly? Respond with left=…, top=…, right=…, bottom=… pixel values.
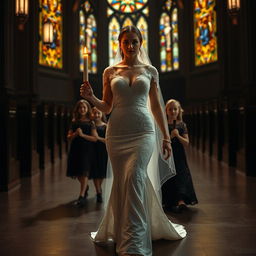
left=80, top=25, right=186, bottom=256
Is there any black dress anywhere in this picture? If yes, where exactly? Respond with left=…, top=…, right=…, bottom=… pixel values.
left=66, top=120, right=95, bottom=178
left=90, top=124, right=108, bottom=179
left=162, top=122, right=198, bottom=207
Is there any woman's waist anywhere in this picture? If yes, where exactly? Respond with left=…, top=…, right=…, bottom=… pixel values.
left=110, top=106, right=151, bottom=118
left=112, top=103, right=150, bottom=113
left=108, top=113, right=153, bottom=131
left=106, top=119, right=154, bottom=136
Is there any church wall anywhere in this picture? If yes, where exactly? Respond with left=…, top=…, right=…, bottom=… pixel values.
left=1, top=0, right=256, bottom=191
left=37, top=71, right=74, bottom=102
left=0, top=0, right=75, bottom=191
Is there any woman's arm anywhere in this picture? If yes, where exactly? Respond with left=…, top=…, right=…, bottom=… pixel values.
left=149, top=82, right=170, bottom=140
left=149, top=81, right=171, bottom=159
left=178, top=133, right=189, bottom=146
left=95, top=124, right=106, bottom=143
left=80, top=69, right=113, bottom=114
left=97, top=136, right=106, bottom=144
left=171, top=129, right=189, bottom=146
left=76, top=128, right=97, bottom=142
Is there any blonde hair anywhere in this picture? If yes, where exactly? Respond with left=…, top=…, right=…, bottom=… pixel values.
left=72, top=99, right=92, bottom=122
left=165, top=99, right=184, bottom=121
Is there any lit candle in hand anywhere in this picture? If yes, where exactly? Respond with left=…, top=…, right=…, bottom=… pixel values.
left=83, top=47, right=89, bottom=82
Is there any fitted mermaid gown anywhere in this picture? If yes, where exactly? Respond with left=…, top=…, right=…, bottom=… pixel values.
left=91, top=64, right=186, bottom=256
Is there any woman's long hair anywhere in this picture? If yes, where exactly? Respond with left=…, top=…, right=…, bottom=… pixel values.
left=72, top=99, right=92, bottom=122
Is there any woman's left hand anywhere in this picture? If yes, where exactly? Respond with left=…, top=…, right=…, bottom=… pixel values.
left=171, top=129, right=179, bottom=138
left=162, top=140, right=172, bottom=160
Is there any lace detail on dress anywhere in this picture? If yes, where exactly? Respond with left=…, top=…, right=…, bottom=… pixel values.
left=103, top=65, right=158, bottom=87
left=145, top=65, right=159, bottom=87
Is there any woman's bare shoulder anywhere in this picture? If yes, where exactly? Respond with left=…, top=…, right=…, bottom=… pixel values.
left=103, top=66, right=115, bottom=74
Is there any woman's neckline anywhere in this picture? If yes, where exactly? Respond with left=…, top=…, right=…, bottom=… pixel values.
left=113, top=63, right=148, bottom=68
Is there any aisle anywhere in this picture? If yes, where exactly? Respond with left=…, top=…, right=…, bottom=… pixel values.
left=0, top=148, right=256, bottom=256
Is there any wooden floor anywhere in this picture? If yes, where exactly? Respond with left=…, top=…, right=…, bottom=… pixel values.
left=1, top=148, right=256, bottom=256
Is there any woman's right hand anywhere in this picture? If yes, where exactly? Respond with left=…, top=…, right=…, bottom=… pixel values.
left=170, top=129, right=179, bottom=138
left=80, top=81, right=94, bottom=100
left=67, top=130, right=77, bottom=139
left=76, top=128, right=83, bottom=137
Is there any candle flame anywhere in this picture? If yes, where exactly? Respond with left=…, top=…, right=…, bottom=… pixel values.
left=83, top=47, right=89, bottom=56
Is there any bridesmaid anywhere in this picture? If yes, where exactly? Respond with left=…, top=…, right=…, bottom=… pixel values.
left=90, top=107, right=108, bottom=203
left=66, top=99, right=97, bottom=206
left=162, top=99, right=198, bottom=213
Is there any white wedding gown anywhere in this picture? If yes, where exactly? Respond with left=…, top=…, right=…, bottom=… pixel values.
left=91, top=64, right=186, bottom=256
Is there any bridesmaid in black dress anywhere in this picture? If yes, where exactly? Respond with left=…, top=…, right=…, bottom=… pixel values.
left=90, top=107, right=108, bottom=203
left=162, top=99, right=198, bottom=213
left=67, top=99, right=97, bottom=206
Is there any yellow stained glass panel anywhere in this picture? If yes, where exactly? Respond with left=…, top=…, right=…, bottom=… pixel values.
left=39, top=0, right=63, bottom=69
left=194, top=0, right=218, bottom=66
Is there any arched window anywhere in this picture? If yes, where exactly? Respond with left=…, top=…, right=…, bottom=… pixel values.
left=109, top=17, right=120, bottom=66
left=79, top=1, right=97, bottom=73
left=137, top=16, right=148, bottom=52
left=159, top=0, right=179, bottom=72
left=193, top=0, right=218, bottom=66
left=107, top=0, right=149, bottom=65
left=39, top=0, right=63, bottom=69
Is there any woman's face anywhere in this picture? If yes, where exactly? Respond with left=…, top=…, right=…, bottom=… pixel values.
left=166, top=102, right=179, bottom=120
left=78, top=103, right=88, bottom=116
left=93, top=109, right=102, bottom=120
left=119, top=32, right=141, bottom=59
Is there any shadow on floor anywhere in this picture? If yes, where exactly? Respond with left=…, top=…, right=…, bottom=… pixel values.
left=21, top=199, right=102, bottom=227
left=165, top=206, right=200, bottom=224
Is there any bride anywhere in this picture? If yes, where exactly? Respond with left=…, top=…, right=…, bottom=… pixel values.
left=80, top=25, right=186, bottom=256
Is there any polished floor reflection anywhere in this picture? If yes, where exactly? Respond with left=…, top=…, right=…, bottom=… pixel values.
left=1, top=148, right=256, bottom=256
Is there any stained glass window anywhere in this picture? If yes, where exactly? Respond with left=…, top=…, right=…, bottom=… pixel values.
left=80, top=11, right=86, bottom=72
left=123, top=17, right=133, bottom=27
left=194, top=0, right=218, bottom=66
left=159, top=0, right=179, bottom=72
left=107, top=0, right=148, bottom=13
left=39, top=0, right=63, bottom=69
left=172, top=8, right=179, bottom=70
left=109, top=17, right=120, bottom=66
left=80, top=1, right=97, bottom=73
left=137, top=16, right=148, bottom=52
left=107, top=0, right=149, bottom=65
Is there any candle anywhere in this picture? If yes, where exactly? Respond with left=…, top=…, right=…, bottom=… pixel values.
left=83, top=47, right=89, bottom=82
left=173, top=119, right=176, bottom=129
